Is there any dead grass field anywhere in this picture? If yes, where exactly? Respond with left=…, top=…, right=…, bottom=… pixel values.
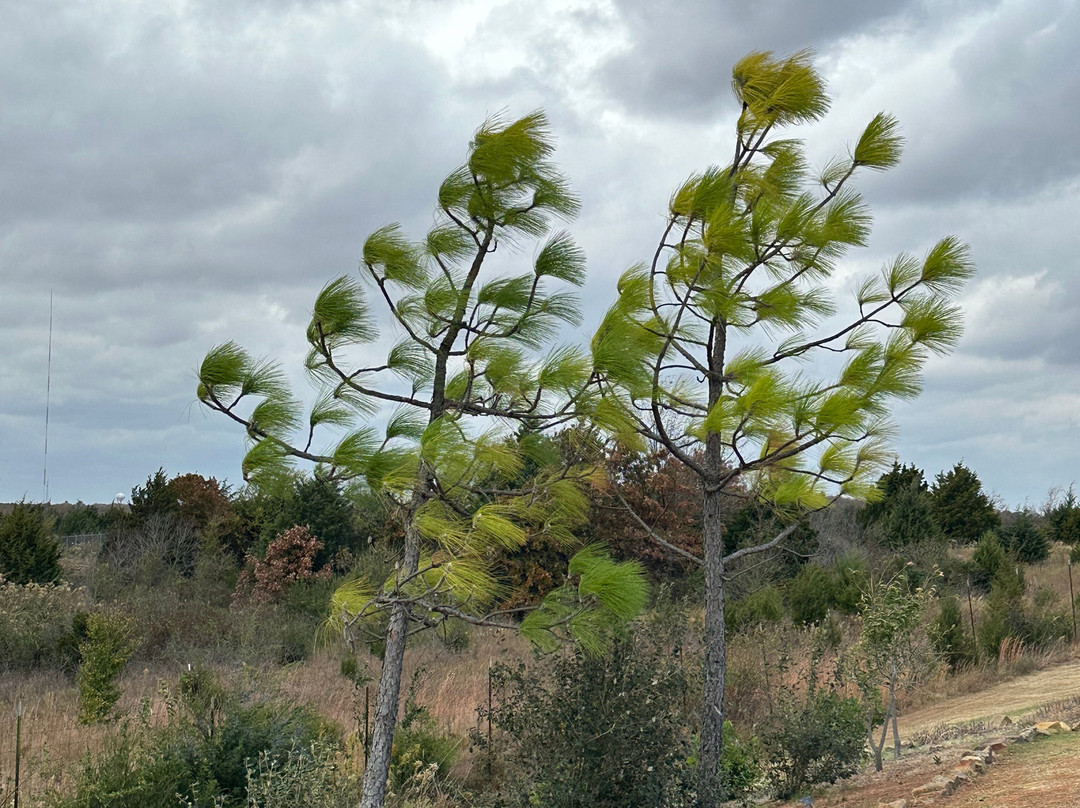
left=900, top=657, right=1080, bottom=736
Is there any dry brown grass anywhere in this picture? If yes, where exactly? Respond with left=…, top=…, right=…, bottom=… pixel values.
left=0, top=630, right=534, bottom=804
left=280, top=629, right=534, bottom=738
left=0, top=665, right=180, bottom=800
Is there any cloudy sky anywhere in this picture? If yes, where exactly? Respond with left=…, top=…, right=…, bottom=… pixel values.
left=2, top=0, right=1077, bottom=508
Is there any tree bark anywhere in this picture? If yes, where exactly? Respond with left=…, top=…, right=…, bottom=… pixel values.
left=358, top=527, right=422, bottom=808
left=889, top=684, right=901, bottom=760
left=698, top=434, right=728, bottom=806
left=698, top=311, right=728, bottom=807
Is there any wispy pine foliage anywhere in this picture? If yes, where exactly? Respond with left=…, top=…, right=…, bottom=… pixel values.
left=593, top=49, right=974, bottom=512
left=197, top=110, right=644, bottom=659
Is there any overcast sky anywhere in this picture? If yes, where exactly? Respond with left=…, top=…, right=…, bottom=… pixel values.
left=2, top=0, right=1077, bottom=509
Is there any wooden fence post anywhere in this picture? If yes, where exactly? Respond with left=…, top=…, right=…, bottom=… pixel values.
left=14, top=700, right=23, bottom=808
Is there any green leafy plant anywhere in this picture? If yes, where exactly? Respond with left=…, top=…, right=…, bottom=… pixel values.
left=389, top=682, right=460, bottom=795
left=240, top=743, right=360, bottom=808
left=760, top=686, right=864, bottom=798
left=484, top=622, right=695, bottom=808
left=930, top=595, right=975, bottom=669
left=77, top=611, right=138, bottom=724
left=55, top=677, right=338, bottom=808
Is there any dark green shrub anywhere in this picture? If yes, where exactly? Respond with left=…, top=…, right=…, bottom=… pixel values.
left=389, top=695, right=460, bottom=793
left=728, top=586, right=784, bottom=632
left=877, top=482, right=940, bottom=548
left=204, top=702, right=336, bottom=798
left=930, top=463, right=999, bottom=544
left=277, top=618, right=315, bottom=665
left=977, top=565, right=1026, bottom=658
left=831, top=554, right=868, bottom=614
left=786, top=564, right=836, bottom=626
left=53, top=682, right=337, bottom=808
left=77, top=611, right=138, bottom=724
left=283, top=575, right=335, bottom=618
left=0, top=501, right=61, bottom=584
left=1026, top=587, right=1071, bottom=646
left=486, top=625, right=694, bottom=808
left=931, top=596, right=975, bottom=669
left=1046, top=487, right=1080, bottom=545
left=971, top=531, right=1006, bottom=593
left=55, top=502, right=108, bottom=537
left=55, top=719, right=192, bottom=808
left=760, top=687, right=864, bottom=798
left=1002, top=511, right=1049, bottom=564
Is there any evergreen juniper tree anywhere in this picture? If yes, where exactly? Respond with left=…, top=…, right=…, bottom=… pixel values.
left=930, top=462, right=998, bottom=544
left=592, top=50, right=973, bottom=803
left=0, top=501, right=62, bottom=585
left=197, top=112, right=647, bottom=808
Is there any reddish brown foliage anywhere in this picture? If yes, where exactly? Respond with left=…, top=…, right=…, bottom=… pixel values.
left=588, top=449, right=748, bottom=578
left=234, top=525, right=331, bottom=604
left=169, top=473, right=235, bottom=535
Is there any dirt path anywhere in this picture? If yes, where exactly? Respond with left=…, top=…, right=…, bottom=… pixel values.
left=946, top=731, right=1080, bottom=808
left=899, top=658, right=1080, bottom=737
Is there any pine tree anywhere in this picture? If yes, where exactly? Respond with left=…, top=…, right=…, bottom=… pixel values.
left=0, top=501, right=61, bottom=585
left=197, top=112, right=647, bottom=808
left=930, top=462, right=999, bottom=544
left=1002, top=510, right=1049, bottom=564
left=1045, top=485, right=1080, bottom=545
left=972, top=530, right=1007, bottom=592
left=592, top=50, right=972, bottom=803
left=878, top=480, right=941, bottom=549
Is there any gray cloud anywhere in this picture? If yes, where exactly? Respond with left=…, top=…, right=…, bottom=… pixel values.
left=597, top=0, right=930, bottom=119
left=2, top=0, right=1078, bottom=506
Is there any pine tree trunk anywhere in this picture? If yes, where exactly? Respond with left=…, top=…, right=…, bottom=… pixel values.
left=358, top=526, right=422, bottom=808
left=698, top=312, right=729, bottom=808
left=698, top=437, right=727, bottom=807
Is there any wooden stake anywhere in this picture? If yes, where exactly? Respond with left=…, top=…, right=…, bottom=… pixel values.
left=487, top=658, right=493, bottom=776
left=14, top=700, right=23, bottom=808
left=966, top=579, right=978, bottom=659
left=363, top=685, right=370, bottom=769
left=1069, top=557, right=1077, bottom=641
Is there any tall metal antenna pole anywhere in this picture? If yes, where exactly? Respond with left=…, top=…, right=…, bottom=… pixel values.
left=43, top=290, right=53, bottom=504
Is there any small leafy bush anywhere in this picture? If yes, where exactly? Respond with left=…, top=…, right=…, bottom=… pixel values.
left=485, top=623, right=694, bottom=808
left=389, top=692, right=460, bottom=794
left=54, top=676, right=338, bottom=808
left=716, top=720, right=761, bottom=800
left=77, top=611, right=138, bottom=724
left=1001, top=511, right=1049, bottom=564
left=760, top=687, right=865, bottom=798
left=727, top=586, right=784, bottom=632
left=241, top=744, right=360, bottom=808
